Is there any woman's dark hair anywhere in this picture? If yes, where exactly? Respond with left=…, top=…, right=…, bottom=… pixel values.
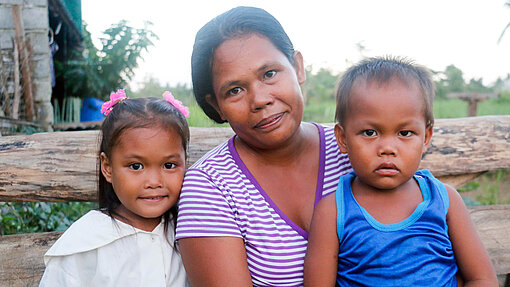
left=191, top=6, right=295, bottom=123
left=98, top=97, right=190, bottom=235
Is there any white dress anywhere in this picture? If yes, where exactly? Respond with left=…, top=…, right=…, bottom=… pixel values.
left=40, top=210, right=188, bottom=287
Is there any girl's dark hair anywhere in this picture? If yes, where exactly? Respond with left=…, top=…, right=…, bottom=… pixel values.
left=98, top=97, right=190, bottom=235
left=191, top=6, right=295, bottom=123
left=335, top=56, right=435, bottom=128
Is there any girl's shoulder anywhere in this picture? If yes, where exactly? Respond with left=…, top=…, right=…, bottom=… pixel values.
left=44, top=210, right=138, bottom=259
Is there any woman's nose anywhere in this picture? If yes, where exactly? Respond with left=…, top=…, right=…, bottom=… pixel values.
left=250, top=85, right=273, bottom=111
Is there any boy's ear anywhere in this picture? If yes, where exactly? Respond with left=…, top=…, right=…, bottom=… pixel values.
left=334, top=124, right=348, bottom=154
left=292, top=51, right=306, bottom=85
left=100, top=152, right=113, bottom=183
left=205, top=94, right=225, bottom=121
left=422, top=126, right=433, bottom=154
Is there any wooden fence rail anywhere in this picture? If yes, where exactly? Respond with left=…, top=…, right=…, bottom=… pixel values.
left=1, top=115, right=510, bottom=286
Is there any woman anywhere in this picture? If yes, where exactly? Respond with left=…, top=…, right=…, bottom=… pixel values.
left=176, top=6, right=351, bottom=286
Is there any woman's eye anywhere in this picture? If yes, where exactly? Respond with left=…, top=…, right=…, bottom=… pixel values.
left=264, top=70, right=277, bottom=79
left=362, top=130, right=377, bottom=137
left=399, top=130, right=414, bottom=137
left=129, top=163, right=143, bottom=170
left=164, top=163, right=176, bottom=169
left=227, top=87, right=242, bottom=96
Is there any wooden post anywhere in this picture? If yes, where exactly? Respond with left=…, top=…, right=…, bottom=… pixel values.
left=12, top=5, right=35, bottom=122
left=447, top=93, right=500, bottom=117
left=467, top=99, right=478, bottom=117
left=12, top=39, right=21, bottom=119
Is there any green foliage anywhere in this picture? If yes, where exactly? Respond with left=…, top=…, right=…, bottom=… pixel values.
left=55, top=21, right=158, bottom=100
left=0, top=202, right=97, bottom=235
left=302, top=66, right=339, bottom=104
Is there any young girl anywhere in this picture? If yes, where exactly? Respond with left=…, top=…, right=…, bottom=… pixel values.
left=40, top=90, right=190, bottom=286
left=304, top=57, right=497, bottom=286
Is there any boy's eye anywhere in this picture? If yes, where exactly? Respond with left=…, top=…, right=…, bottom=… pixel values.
left=129, top=163, right=143, bottom=170
left=399, top=130, right=414, bottom=137
left=227, top=87, right=242, bottom=97
left=164, top=163, right=176, bottom=169
left=264, top=70, right=277, bottom=79
left=362, top=130, right=377, bottom=137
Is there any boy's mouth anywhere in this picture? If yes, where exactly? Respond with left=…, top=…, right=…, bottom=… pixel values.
left=375, top=163, right=399, bottom=176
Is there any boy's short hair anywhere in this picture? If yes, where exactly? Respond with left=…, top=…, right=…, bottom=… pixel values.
left=335, top=56, right=435, bottom=128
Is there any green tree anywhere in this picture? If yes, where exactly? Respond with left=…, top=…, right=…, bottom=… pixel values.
left=55, top=21, right=158, bottom=100
left=302, top=66, right=339, bottom=104
left=498, top=0, right=510, bottom=43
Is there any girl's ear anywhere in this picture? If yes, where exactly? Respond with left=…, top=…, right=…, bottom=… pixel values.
left=292, top=51, right=306, bottom=85
left=205, top=94, right=226, bottom=121
left=100, top=152, right=113, bottom=183
left=334, top=124, right=348, bottom=154
left=422, top=126, right=433, bottom=154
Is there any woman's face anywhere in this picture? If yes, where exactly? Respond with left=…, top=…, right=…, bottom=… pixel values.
left=207, top=34, right=306, bottom=150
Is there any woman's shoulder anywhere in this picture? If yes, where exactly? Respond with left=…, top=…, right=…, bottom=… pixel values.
left=44, top=210, right=137, bottom=259
left=188, top=138, right=232, bottom=170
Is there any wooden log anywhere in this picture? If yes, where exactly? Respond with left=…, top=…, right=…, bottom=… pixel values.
left=0, top=231, right=61, bottom=287
left=0, top=116, right=509, bottom=202
left=468, top=205, right=510, bottom=276
left=0, top=205, right=508, bottom=287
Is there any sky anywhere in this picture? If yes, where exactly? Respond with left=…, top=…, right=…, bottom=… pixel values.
left=82, top=0, right=510, bottom=90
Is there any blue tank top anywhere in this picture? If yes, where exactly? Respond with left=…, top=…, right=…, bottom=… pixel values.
left=336, top=169, right=458, bottom=286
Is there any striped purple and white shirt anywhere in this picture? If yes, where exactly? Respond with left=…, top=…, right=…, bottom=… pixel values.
left=176, top=124, right=351, bottom=287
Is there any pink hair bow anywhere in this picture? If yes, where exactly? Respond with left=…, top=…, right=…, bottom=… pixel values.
left=162, top=91, right=190, bottom=118
left=101, top=89, right=128, bottom=116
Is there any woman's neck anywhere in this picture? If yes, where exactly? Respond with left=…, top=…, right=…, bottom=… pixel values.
left=234, top=122, right=317, bottom=166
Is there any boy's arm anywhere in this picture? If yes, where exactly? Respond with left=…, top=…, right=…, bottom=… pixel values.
left=304, top=193, right=339, bottom=287
left=445, top=184, right=498, bottom=286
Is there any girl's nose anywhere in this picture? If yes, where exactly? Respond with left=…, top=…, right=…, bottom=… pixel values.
left=144, top=170, right=163, bottom=189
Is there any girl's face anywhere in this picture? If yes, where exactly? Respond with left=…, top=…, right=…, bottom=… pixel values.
left=335, top=78, right=432, bottom=191
left=207, top=34, right=306, bottom=150
left=100, top=126, right=186, bottom=231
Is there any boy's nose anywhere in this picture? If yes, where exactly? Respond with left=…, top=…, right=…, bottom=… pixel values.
left=378, top=138, right=397, bottom=156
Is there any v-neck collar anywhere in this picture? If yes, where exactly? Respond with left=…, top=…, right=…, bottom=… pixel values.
left=228, top=123, right=326, bottom=240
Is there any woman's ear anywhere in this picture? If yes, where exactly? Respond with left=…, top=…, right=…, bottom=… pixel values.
left=334, top=124, right=348, bottom=154
left=292, top=51, right=306, bottom=85
left=205, top=94, right=225, bottom=121
left=422, top=126, right=433, bottom=154
left=100, top=152, right=113, bottom=183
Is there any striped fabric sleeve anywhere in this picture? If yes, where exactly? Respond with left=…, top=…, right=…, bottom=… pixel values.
left=176, top=168, right=242, bottom=240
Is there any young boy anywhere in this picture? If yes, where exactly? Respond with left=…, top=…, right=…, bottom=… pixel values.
left=304, top=56, right=497, bottom=286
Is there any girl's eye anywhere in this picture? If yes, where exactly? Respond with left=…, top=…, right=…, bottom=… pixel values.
left=362, top=130, right=377, bottom=137
left=399, top=130, right=414, bottom=137
left=227, top=87, right=242, bottom=97
left=264, top=70, right=277, bottom=79
left=164, top=163, right=176, bottom=169
left=129, top=163, right=143, bottom=170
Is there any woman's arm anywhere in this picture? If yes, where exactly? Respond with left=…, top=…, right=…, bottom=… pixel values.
left=179, top=237, right=252, bottom=287
left=303, top=193, right=339, bottom=287
left=445, top=184, right=498, bottom=286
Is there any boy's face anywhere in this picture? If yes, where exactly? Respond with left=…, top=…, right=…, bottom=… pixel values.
left=335, top=78, right=432, bottom=191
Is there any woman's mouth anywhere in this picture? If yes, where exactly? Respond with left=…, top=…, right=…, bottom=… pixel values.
left=254, top=113, right=284, bottom=129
